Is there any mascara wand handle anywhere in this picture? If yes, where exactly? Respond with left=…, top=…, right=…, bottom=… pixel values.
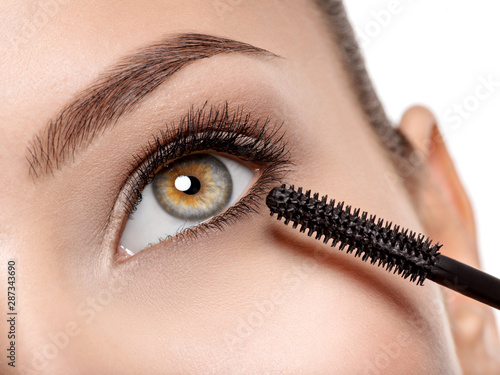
left=428, top=254, right=500, bottom=310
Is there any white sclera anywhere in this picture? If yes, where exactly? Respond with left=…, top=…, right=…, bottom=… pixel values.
left=174, top=175, right=192, bottom=192
left=119, top=155, right=254, bottom=253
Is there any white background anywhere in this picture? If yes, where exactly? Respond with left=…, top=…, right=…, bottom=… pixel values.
left=343, top=0, right=500, bottom=325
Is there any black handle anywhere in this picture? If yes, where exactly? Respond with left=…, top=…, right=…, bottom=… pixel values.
left=427, top=254, right=500, bottom=310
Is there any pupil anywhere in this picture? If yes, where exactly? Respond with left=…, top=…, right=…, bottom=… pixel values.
left=175, top=175, right=201, bottom=195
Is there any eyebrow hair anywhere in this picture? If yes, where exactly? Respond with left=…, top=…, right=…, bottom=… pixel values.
left=26, top=33, right=278, bottom=179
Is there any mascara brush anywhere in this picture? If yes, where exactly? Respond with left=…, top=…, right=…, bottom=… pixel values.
left=266, top=184, right=500, bottom=310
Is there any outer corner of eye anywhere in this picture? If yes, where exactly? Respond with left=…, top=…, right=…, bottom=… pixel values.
left=117, top=153, right=254, bottom=257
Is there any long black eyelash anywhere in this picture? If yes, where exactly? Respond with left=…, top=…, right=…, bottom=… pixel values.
left=120, top=101, right=293, bottom=243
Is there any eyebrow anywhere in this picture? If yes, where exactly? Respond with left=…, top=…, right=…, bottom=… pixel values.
left=26, top=33, right=278, bottom=179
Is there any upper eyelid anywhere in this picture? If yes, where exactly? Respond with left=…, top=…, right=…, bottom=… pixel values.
left=118, top=101, right=291, bottom=219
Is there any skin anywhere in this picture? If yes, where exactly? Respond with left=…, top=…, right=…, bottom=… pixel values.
left=0, top=0, right=498, bottom=374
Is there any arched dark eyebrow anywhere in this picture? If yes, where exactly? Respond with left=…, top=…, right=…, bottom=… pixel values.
left=26, top=33, right=279, bottom=179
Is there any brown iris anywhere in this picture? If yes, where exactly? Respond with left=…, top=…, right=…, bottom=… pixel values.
left=152, top=154, right=233, bottom=221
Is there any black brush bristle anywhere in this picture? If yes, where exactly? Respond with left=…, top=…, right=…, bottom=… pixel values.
left=266, top=184, right=442, bottom=285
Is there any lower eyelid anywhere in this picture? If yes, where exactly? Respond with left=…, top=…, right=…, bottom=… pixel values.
left=112, top=158, right=291, bottom=263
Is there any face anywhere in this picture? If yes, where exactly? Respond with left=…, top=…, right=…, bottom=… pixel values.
left=1, top=0, right=463, bottom=373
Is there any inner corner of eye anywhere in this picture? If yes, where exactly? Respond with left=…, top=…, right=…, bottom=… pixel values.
left=117, top=153, right=255, bottom=255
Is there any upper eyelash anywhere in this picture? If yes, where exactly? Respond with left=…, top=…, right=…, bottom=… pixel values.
left=120, top=101, right=293, bottom=227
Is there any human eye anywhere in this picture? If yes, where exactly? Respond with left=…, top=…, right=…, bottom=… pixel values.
left=115, top=102, right=291, bottom=258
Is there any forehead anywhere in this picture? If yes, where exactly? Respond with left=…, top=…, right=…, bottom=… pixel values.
left=0, top=0, right=338, bottom=167
left=0, top=0, right=325, bottom=119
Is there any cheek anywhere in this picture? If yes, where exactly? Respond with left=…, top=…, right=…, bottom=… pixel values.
left=47, top=213, right=458, bottom=374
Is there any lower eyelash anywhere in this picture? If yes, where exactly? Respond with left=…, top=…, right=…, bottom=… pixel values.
left=167, top=158, right=292, bottom=246
left=118, top=101, right=294, bottom=245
